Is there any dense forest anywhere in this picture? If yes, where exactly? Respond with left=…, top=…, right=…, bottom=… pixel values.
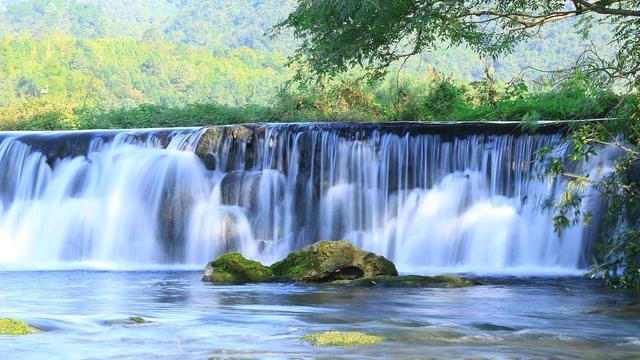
left=0, top=0, right=621, bottom=129
left=0, top=35, right=288, bottom=108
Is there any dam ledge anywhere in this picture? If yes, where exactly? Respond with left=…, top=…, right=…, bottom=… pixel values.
left=0, top=118, right=614, bottom=136
left=0, top=119, right=610, bottom=161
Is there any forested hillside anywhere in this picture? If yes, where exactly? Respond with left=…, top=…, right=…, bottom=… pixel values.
left=0, top=0, right=296, bottom=51
left=0, top=0, right=616, bottom=79
left=0, top=35, right=288, bottom=108
left=0, top=0, right=620, bottom=129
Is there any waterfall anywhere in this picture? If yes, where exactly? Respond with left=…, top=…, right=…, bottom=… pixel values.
left=0, top=124, right=610, bottom=273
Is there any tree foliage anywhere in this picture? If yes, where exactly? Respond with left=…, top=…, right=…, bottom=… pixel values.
left=276, top=0, right=639, bottom=86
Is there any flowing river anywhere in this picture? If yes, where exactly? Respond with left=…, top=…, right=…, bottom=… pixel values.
left=0, top=271, right=639, bottom=359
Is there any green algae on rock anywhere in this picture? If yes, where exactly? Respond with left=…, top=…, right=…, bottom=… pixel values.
left=270, top=240, right=397, bottom=282
left=202, top=252, right=273, bottom=284
left=0, top=318, right=41, bottom=335
left=302, top=331, right=383, bottom=346
left=336, top=275, right=480, bottom=288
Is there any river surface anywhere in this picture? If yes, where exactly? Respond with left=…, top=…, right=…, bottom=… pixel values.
left=1, top=271, right=639, bottom=359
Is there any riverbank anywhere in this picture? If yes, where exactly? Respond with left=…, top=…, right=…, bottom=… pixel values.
left=0, top=76, right=623, bottom=131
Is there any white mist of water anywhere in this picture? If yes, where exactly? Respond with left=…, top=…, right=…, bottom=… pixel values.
left=0, top=126, right=610, bottom=273
left=0, top=130, right=209, bottom=269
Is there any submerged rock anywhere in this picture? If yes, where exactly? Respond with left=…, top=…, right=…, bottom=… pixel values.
left=203, top=252, right=273, bottom=284
left=129, top=316, right=147, bottom=324
left=0, top=318, right=40, bottom=335
left=333, top=275, right=480, bottom=288
left=270, top=240, right=398, bottom=282
left=301, top=331, right=383, bottom=346
left=106, top=316, right=152, bottom=326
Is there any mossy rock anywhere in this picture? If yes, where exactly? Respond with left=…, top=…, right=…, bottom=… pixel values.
left=203, top=252, right=273, bottom=284
left=129, top=316, right=147, bottom=324
left=201, top=241, right=479, bottom=288
left=302, top=331, right=383, bottom=346
left=0, top=318, right=41, bottom=335
left=335, top=275, right=479, bottom=288
left=270, top=240, right=397, bottom=282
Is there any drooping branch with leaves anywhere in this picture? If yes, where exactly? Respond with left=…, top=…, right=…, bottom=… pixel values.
left=274, top=0, right=639, bottom=85
left=275, top=0, right=640, bottom=287
left=546, top=103, right=640, bottom=288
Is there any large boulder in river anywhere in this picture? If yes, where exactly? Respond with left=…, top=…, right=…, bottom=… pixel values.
left=271, top=240, right=398, bottom=282
left=202, top=241, right=476, bottom=287
left=202, top=252, right=273, bottom=284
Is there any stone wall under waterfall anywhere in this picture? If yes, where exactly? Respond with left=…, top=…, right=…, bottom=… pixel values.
left=0, top=123, right=611, bottom=273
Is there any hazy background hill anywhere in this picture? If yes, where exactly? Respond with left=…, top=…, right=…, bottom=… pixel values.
left=0, top=0, right=296, bottom=51
left=0, top=0, right=618, bottom=121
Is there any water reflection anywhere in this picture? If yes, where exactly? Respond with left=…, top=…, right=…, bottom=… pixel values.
left=148, top=277, right=192, bottom=305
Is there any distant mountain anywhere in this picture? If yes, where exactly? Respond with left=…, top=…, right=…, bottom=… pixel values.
left=0, top=0, right=296, bottom=52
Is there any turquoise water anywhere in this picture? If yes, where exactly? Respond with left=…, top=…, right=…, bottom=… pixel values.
left=0, top=271, right=639, bottom=359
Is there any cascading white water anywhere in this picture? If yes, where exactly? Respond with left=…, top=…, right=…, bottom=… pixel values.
left=0, top=130, right=205, bottom=268
left=0, top=124, right=610, bottom=273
